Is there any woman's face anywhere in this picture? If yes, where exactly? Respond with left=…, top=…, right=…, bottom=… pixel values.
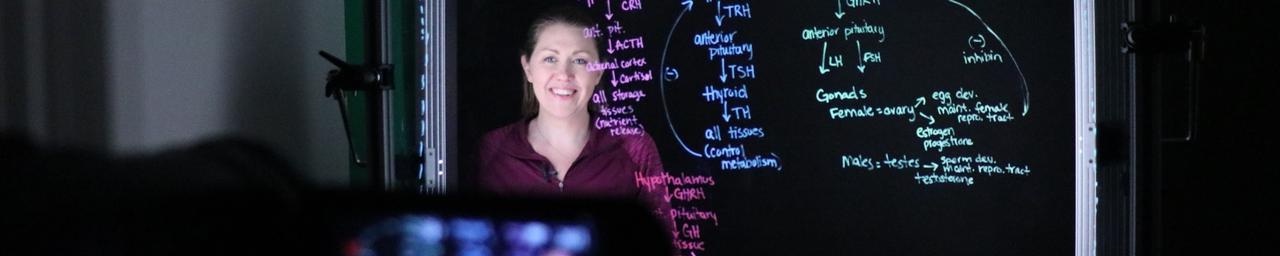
left=522, top=22, right=602, bottom=120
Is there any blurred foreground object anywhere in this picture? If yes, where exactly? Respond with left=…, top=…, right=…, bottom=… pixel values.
left=2, top=134, right=669, bottom=255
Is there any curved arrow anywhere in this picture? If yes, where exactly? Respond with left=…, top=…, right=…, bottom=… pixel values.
left=661, top=1, right=703, bottom=157
left=947, top=0, right=1030, bottom=116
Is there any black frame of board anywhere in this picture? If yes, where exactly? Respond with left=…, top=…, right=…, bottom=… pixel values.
left=430, top=0, right=1143, bottom=255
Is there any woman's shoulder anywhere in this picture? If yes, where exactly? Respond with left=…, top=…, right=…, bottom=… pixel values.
left=618, top=131, right=658, bottom=150
left=478, top=121, right=532, bottom=156
left=594, top=129, right=661, bottom=161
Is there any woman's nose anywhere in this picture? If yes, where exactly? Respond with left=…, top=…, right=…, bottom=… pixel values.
left=558, top=63, right=575, bottom=79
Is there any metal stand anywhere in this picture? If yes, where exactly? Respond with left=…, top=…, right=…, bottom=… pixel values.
left=319, top=0, right=395, bottom=191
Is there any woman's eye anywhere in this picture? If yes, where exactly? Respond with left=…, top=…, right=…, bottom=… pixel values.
left=573, top=58, right=589, bottom=65
left=542, top=56, right=557, bottom=63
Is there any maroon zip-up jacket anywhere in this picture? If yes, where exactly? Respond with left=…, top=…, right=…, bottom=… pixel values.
left=476, top=119, right=673, bottom=226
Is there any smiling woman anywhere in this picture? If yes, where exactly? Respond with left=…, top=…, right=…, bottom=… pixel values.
left=474, top=3, right=673, bottom=237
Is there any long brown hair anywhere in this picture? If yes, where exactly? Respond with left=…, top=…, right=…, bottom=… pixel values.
left=519, top=4, right=606, bottom=118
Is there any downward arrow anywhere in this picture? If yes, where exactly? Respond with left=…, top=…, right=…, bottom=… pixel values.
left=719, top=58, right=728, bottom=82
left=606, top=37, right=615, bottom=54
left=721, top=100, right=731, bottom=122
left=605, top=0, right=614, bottom=20
left=855, top=40, right=866, bottom=73
left=818, top=42, right=831, bottom=74
left=714, top=0, right=725, bottom=26
left=610, top=70, right=618, bottom=86
left=834, top=0, right=845, bottom=19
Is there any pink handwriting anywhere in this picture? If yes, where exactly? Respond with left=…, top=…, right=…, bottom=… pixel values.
left=634, top=172, right=717, bottom=192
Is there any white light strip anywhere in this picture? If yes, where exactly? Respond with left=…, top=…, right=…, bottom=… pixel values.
left=420, top=0, right=449, bottom=194
left=1074, top=0, right=1098, bottom=255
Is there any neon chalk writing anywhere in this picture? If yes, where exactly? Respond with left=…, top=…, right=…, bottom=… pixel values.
left=839, top=154, right=931, bottom=170
left=727, top=126, right=765, bottom=139
left=707, top=43, right=755, bottom=60
left=726, top=64, right=756, bottom=80
left=843, top=19, right=886, bottom=42
left=881, top=154, right=921, bottom=169
left=621, top=0, right=642, bottom=11
left=729, top=105, right=752, bottom=120
left=915, top=126, right=955, bottom=139
left=671, top=207, right=720, bottom=225
left=608, top=126, right=643, bottom=136
left=845, top=0, right=881, bottom=9
left=974, top=101, right=1014, bottom=122
left=667, top=186, right=707, bottom=201
left=610, top=69, right=653, bottom=86
left=802, top=26, right=841, bottom=41
left=841, top=155, right=872, bottom=169
left=703, top=143, right=745, bottom=158
left=974, top=101, right=1009, bottom=114
left=841, top=152, right=1032, bottom=185
left=955, top=88, right=978, bottom=100
left=963, top=49, right=1004, bottom=64
left=582, top=24, right=603, bottom=39
left=606, top=36, right=645, bottom=54
left=826, top=54, right=845, bottom=68
left=633, top=172, right=717, bottom=192
left=599, top=105, right=634, bottom=117
left=702, top=84, right=750, bottom=102
left=828, top=105, right=916, bottom=119
left=595, top=115, right=639, bottom=129
left=607, top=20, right=624, bottom=36
left=937, top=103, right=970, bottom=115
left=877, top=105, right=915, bottom=116
left=681, top=223, right=702, bottom=239
left=931, top=90, right=954, bottom=104
left=942, top=163, right=972, bottom=173
left=957, top=113, right=983, bottom=124
left=930, top=88, right=978, bottom=104
left=611, top=88, right=647, bottom=102
left=913, top=172, right=975, bottom=185
left=675, top=238, right=706, bottom=251
left=705, top=125, right=722, bottom=141
left=986, top=112, right=1014, bottom=122
left=720, top=153, right=781, bottom=171
left=720, top=2, right=752, bottom=19
left=940, top=154, right=995, bottom=165
left=829, top=106, right=876, bottom=119
left=591, top=90, right=606, bottom=104
left=922, top=136, right=974, bottom=152
left=815, top=86, right=868, bottom=103
left=863, top=51, right=882, bottom=63
left=694, top=30, right=738, bottom=46
left=587, top=57, right=648, bottom=72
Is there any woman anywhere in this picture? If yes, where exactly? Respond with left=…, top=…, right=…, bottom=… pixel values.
left=476, top=5, right=672, bottom=226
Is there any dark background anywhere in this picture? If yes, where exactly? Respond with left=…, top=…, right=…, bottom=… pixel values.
left=460, top=0, right=1073, bottom=255
left=1094, top=0, right=1280, bottom=255
left=4, top=0, right=1277, bottom=255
